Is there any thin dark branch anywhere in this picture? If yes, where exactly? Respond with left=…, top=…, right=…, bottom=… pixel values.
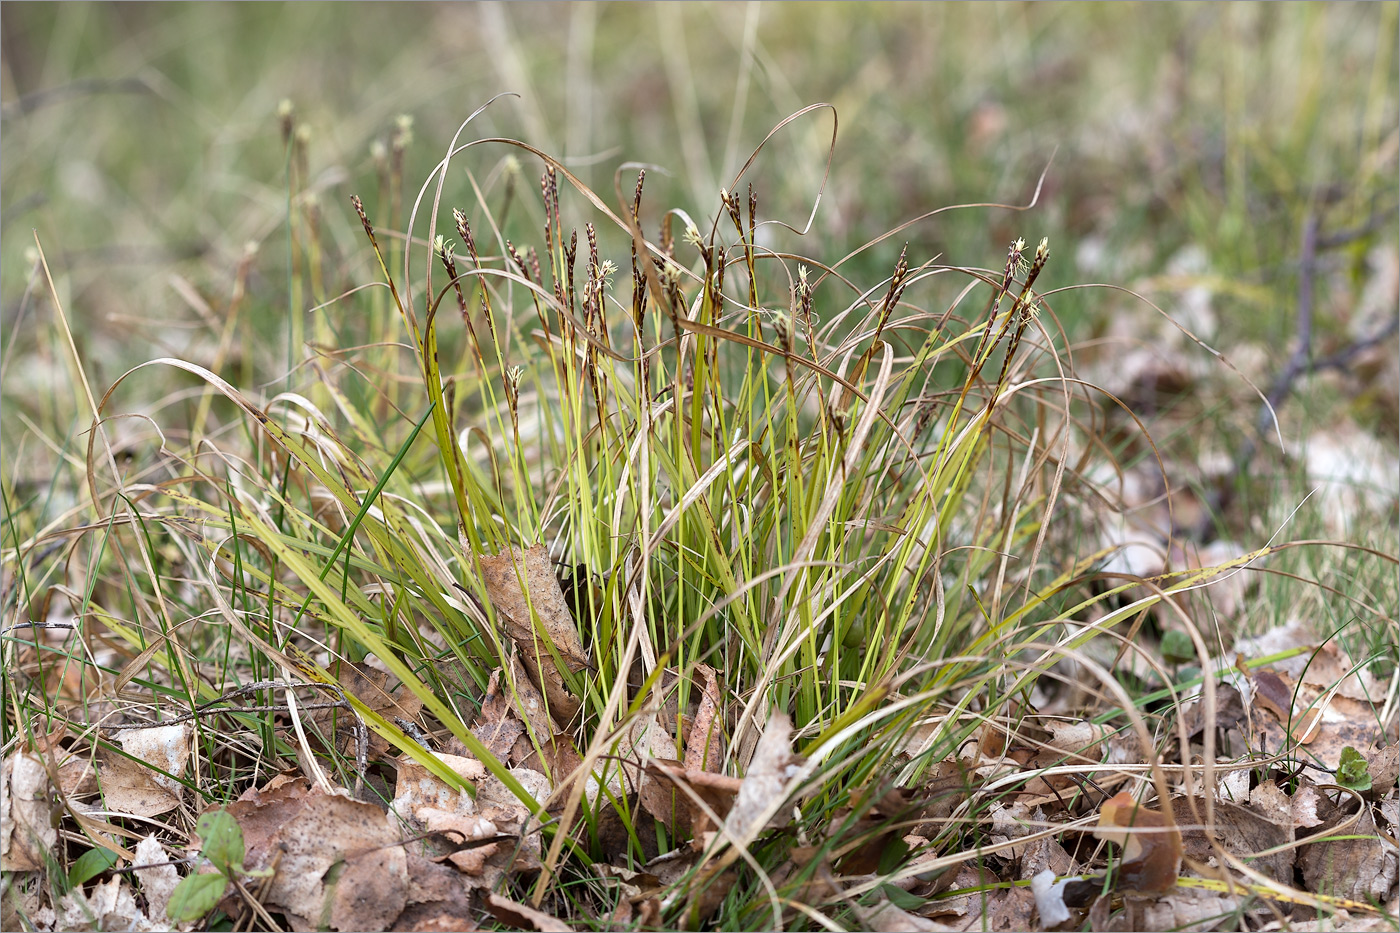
left=1, top=76, right=153, bottom=120
left=1316, top=205, right=1399, bottom=251
left=101, top=679, right=369, bottom=795
left=1314, top=316, right=1400, bottom=372
left=1200, top=209, right=1396, bottom=536
left=1254, top=213, right=1320, bottom=438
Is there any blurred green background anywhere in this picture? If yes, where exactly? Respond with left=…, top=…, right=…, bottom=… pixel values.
left=3, top=1, right=1396, bottom=460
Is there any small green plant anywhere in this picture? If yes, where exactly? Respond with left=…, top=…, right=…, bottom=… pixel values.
left=1335, top=746, right=1373, bottom=794
left=167, top=810, right=270, bottom=924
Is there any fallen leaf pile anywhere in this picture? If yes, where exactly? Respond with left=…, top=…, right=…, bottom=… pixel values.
left=5, top=547, right=1396, bottom=932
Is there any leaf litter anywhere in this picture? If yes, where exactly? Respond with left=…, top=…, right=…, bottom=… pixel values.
left=12, top=605, right=1395, bottom=933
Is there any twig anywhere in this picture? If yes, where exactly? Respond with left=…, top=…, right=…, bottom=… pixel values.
left=234, top=872, right=285, bottom=933
left=0, top=76, right=153, bottom=120
left=1202, top=208, right=1398, bottom=535
left=1316, top=205, right=1397, bottom=250
left=1, top=621, right=77, bottom=634
left=236, top=849, right=284, bottom=933
left=1254, top=213, right=1321, bottom=440
left=1313, top=316, right=1400, bottom=371
left=102, top=680, right=369, bottom=795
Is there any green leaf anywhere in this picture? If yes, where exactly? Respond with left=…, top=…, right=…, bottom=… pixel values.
left=167, top=872, right=228, bottom=922
left=1160, top=630, right=1195, bottom=666
left=879, top=883, right=926, bottom=910
left=1336, top=746, right=1372, bottom=793
left=877, top=835, right=911, bottom=875
left=196, top=809, right=245, bottom=876
left=68, top=847, right=120, bottom=888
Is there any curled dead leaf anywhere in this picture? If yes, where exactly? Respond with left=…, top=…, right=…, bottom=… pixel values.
left=476, top=545, right=590, bottom=671
left=643, top=758, right=743, bottom=840
left=476, top=546, right=591, bottom=728
left=629, top=712, right=684, bottom=832
left=1041, top=720, right=1112, bottom=762
left=486, top=892, right=571, bottom=932
left=1092, top=792, right=1181, bottom=894
left=1252, top=669, right=1323, bottom=743
left=684, top=664, right=725, bottom=775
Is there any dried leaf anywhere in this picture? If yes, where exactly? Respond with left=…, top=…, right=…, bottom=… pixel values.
left=329, top=843, right=410, bottom=933
left=1181, top=683, right=1246, bottom=740
left=724, top=712, right=801, bottom=847
left=1140, top=886, right=1244, bottom=933
left=226, top=772, right=312, bottom=867
left=1365, top=743, right=1399, bottom=799
left=1250, top=667, right=1386, bottom=770
left=1019, top=833, right=1076, bottom=881
left=485, top=892, right=571, bottom=932
left=1299, top=806, right=1398, bottom=903
left=468, top=668, right=526, bottom=761
left=1282, top=908, right=1400, bottom=933
left=1249, top=779, right=1324, bottom=831
left=914, top=758, right=979, bottom=831
left=225, top=784, right=408, bottom=932
left=1291, top=783, right=1325, bottom=828
left=131, top=835, right=179, bottom=924
left=855, top=892, right=962, bottom=932
left=1252, top=668, right=1323, bottom=743
left=512, top=730, right=583, bottom=790
left=1236, top=619, right=1383, bottom=702
left=643, top=759, right=743, bottom=840
left=477, top=545, right=590, bottom=671
left=505, top=653, right=565, bottom=742
left=393, top=753, right=488, bottom=820
left=1168, top=795, right=1293, bottom=884
left=684, top=664, right=725, bottom=775
left=59, top=875, right=157, bottom=932
left=1093, top=792, right=1181, bottom=893
left=1041, top=720, right=1112, bottom=762
left=835, top=786, right=921, bottom=875
left=985, top=883, right=1038, bottom=931
left=477, top=546, right=592, bottom=728
left=631, top=712, right=685, bottom=832
left=391, top=751, right=547, bottom=879
left=394, top=854, right=479, bottom=932
left=989, top=799, right=1036, bottom=860
left=1, top=752, right=57, bottom=872
left=98, top=723, right=192, bottom=817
